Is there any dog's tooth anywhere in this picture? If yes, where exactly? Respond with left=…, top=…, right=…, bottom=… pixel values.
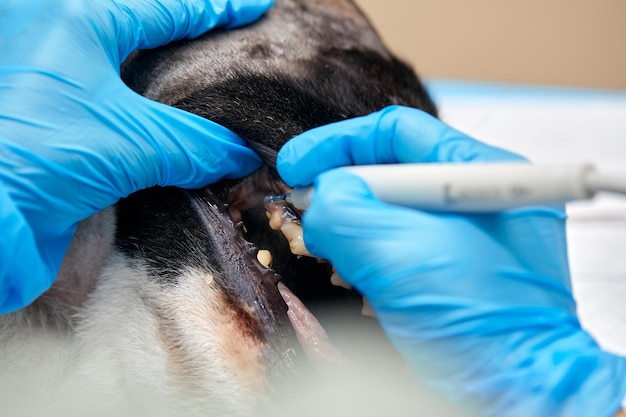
left=330, top=269, right=352, bottom=290
left=281, top=222, right=310, bottom=256
left=268, top=207, right=283, bottom=230
left=361, top=297, right=376, bottom=317
left=257, top=250, right=272, bottom=268
left=265, top=202, right=312, bottom=257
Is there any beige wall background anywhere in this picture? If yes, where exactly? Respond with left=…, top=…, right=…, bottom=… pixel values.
left=354, top=0, right=626, bottom=91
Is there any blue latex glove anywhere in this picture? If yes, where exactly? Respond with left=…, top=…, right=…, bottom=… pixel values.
left=277, top=105, right=626, bottom=417
left=0, top=0, right=273, bottom=314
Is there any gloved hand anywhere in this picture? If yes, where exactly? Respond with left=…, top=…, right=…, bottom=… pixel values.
left=277, top=105, right=626, bottom=417
left=0, top=0, right=273, bottom=314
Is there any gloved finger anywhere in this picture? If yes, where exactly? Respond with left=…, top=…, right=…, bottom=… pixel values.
left=0, top=190, right=52, bottom=314
left=99, top=94, right=263, bottom=198
left=301, top=168, right=466, bottom=291
left=108, top=0, right=274, bottom=61
left=490, top=206, right=572, bottom=286
left=277, top=105, right=523, bottom=187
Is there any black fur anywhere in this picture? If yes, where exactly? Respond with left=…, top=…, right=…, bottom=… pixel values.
left=115, top=187, right=220, bottom=285
left=173, top=47, right=436, bottom=154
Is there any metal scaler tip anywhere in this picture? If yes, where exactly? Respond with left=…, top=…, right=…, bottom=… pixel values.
left=263, top=194, right=289, bottom=204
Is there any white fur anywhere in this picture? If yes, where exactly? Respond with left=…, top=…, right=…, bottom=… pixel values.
left=0, top=247, right=272, bottom=417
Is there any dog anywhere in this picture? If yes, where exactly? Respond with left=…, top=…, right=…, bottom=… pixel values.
left=0, top=1, right=461, bottom=416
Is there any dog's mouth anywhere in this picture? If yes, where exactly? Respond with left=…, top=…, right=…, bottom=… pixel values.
left=265, top=200, right=348, bottom=375
left=199, top=163, right=365, bottom=380
left=115, top=158, right=370, bottom=392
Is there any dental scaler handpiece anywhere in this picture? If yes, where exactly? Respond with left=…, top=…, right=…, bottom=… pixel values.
left=274, top=163, right=626, bottom=212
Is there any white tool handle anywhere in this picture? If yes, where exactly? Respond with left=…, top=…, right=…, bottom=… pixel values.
left=288, top=163, right=613, bottom=212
